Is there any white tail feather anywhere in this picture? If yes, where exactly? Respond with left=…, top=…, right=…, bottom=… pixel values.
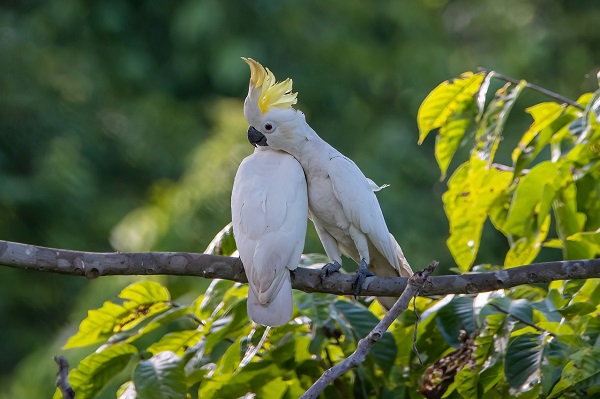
left=246, top=271, right=293, bottom=327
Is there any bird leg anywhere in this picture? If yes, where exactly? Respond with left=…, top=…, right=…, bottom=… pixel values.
left=352, top=258, right=375, bottom=296
left=319, top=260, right=342, bottom=283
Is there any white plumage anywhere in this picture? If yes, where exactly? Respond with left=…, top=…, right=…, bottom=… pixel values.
left=231, top=147, right=308, bottom=326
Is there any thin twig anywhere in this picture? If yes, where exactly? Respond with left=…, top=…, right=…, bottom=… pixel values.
left=54, top=356, right=75, bottom=399
left=478, top=68, right=584, bottom=110
left=412, top=294, right=423, bottom=365
left=300, top=261, right=439, bottom=399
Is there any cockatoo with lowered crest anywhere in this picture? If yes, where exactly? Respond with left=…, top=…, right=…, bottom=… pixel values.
left=242, top=57, right=413, bottom=309
left=231, top=69, right=308, bottom=326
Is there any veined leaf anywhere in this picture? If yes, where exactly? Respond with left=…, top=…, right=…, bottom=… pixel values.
left=53, top=343, right=138, bottom=399
left=444, top=158, right=513, bottom=270
left=504, top=214, right=551, bottom=267
left=564, top=229, right=600, bottom=259
left=128, top=306, right=193, bottom=343
left=294, top=291, right=336, bottom=327
left=147, top=329, right=202, bottom=356
left=512, top=102, right=569, bottom=173
left=65, top=281, right=172, bottom=349
left=434, top=95, right=478, bottom=180
left=505, top=333, right=544, bottom=389
left=503, top=161, right=571, bottom=236
left=204, top=222, right=237, bottom=256
left=471, top=80, right=526, bottom=166
left=554, top=183, right=590, bottom=260
left=435, top=296, right=475, bottom=347
left=333, top=300, right=397, bottom=372
left=417, top=72, right=485, bottom=144
left=548, top=347, right=600, bottom=398
left=133, top=351, right=187, bottom=399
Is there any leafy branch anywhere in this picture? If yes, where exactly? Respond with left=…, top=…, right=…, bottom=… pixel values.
left=300, top=261, right=438, bottom=399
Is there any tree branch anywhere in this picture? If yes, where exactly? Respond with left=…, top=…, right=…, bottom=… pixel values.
left=1, top=239, right=600, bottom=297
left=54, top=356, right=75, bottom=399
left=300, top=261, right=438, bottom=399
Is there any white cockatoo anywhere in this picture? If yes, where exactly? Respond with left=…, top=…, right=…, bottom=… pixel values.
left=242, top=58, right=412, bottom=309
left=231, top=74, right=308, bottom=326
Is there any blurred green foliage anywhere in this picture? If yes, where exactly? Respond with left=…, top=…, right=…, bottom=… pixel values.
left=1, top=0, right=599, bottom=397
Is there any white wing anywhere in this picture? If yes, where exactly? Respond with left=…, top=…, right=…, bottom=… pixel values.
left=231, top=149, right=308, bottom=326
left=327, top=155, right=401, bottom=273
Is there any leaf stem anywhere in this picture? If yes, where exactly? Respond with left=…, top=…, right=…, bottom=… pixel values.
left=478, top=68, right=584, bottom=110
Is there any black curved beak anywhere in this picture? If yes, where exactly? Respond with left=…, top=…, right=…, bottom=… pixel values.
left=247, top=126, right=268, bottom=147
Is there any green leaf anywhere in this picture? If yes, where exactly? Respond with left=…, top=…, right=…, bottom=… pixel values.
left=128, top=306, right=192, bottom=343
left=554, top=183, right=590, bottom=260
left=505, top=333, right=543, bottom=389
left=294, top=291, right=335, bottom=326
left=116, top=381, right=136, bottom=399
left=147, top=329, right=202, bottom=356
left=417, top=72, right=485, bottom=144
left=504, top=214, right=550, bottom=267
left=205, top=222, right=237, bottom=256
left=195, top=279, right=235, bottom=319
left=557, top=302, right=597, bottom=320
left=333, top=300, right=397, bottom=372
left=443, top=159, right=513, bottom=270
left=512, top=102, right=569, bottom=173
left=65, top=281, right=171, bottom=349
left=198, top=337, right=243, bottom=399
left=548, top=347, right=600, bottom=398
left=54, top=343, right=138, bottom=399
left=564, top=229, right=600, bottom=259
left=503, top=161, right=571, bottom=236
left=434, top=95, right=477, bottom=180
left=133, top=351, right=186, bottom=399
left=471, top=80, right=526, bottom=166
left=435, top=296, right=475, bottom=347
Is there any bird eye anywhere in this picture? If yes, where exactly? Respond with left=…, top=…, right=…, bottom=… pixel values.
left=264, top=122, right=274, bottom=132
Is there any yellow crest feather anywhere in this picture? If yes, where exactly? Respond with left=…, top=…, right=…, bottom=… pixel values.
left=242, top=57, right=297, bottom=114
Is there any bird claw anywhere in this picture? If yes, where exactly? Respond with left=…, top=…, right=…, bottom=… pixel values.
left=319, top=261, right=342, bottom=284
left=352, top=259, right=375, bottom=296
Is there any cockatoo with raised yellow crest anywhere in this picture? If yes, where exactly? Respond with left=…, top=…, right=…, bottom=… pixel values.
left=231, top=67, right=308, bottom=326
left=241, top=57, right=413, bottom=309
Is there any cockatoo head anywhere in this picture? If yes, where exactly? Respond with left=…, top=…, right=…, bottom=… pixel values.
left=242, top=58, right=308, bottom=151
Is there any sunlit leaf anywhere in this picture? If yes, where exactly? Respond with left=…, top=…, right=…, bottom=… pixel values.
left=471, top=81, right=526, bottom=166
left=434, top=96, right=477, bottom=180
left=512, top=102, right=569, bottom=173
left=554, top=183, right=590, bottom=260
left=444, top=159, right=513, bottom=270
left=504, top=214, right=551, bottom=267
left=65, top=281, right=172, bottom=348
left=133, top=351, right=186, bottom=399
left=503, top=161, right=572, bottom=236
left=417, top=72, right=485, bottom=144
left=128, top=306, right=193, bottom=343
left=53, top=343, right=138, bottom=399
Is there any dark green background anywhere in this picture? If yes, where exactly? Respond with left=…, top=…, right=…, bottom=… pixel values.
left=1, top=1, right=598, bottom=397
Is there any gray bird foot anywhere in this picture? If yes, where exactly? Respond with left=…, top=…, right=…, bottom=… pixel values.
left=352, top=259, right=375, bottom=296
left=319, top=261, right=342, bottom=284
